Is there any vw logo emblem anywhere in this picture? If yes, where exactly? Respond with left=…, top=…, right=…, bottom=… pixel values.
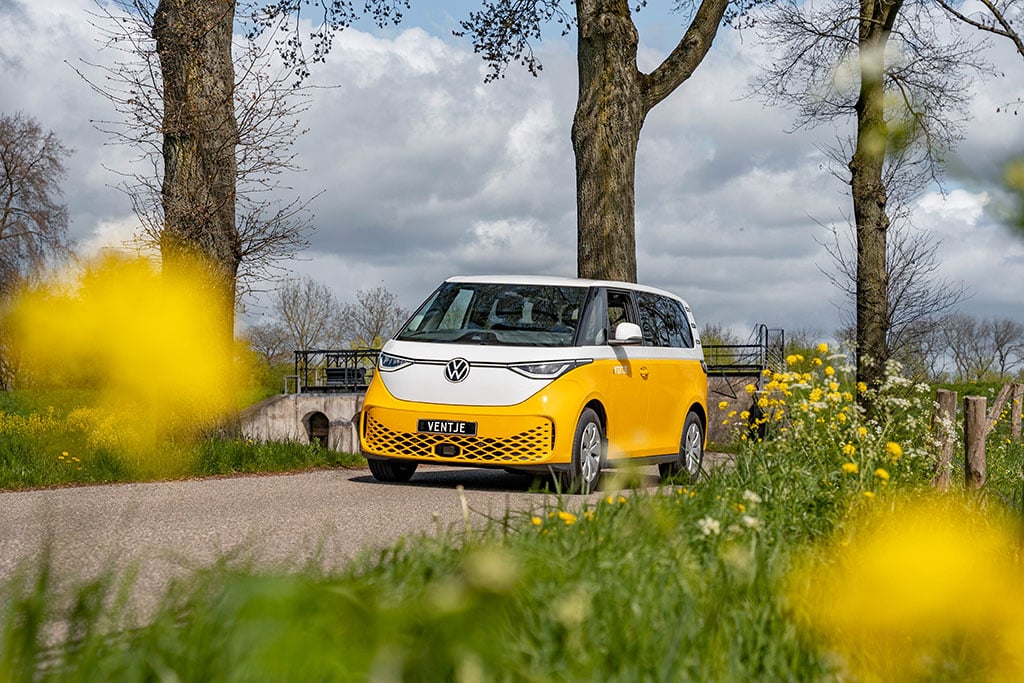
left=444, top=358, right=470, bottom=383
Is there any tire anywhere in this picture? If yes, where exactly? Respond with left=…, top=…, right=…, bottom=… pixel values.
left=659, top=411, right=704, bottom=483
left=561, top=408, right=604, bottom=494
left=367, top=458, right=418, bottom=483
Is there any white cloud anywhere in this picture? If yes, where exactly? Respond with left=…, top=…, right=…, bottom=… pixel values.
left=3, top=2, right=1024, bottom=339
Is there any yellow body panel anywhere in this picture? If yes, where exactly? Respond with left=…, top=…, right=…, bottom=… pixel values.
left=360, top=358, right=707, bottom=468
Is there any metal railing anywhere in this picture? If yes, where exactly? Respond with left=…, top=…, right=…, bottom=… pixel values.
left=703, top=324, right=785, bottom=381
left=291, top=349, right=379, bottom=393
left=290, top=324, right=786, bottom=393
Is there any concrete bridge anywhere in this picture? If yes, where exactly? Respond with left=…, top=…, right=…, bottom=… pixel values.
left=237, top=326, right=783, bottom=454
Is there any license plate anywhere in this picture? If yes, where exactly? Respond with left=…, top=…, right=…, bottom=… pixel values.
left=417, top=419, right=477, bottom=436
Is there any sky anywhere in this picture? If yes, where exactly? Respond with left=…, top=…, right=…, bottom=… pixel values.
left=1, top=0, right=1023, bottom=342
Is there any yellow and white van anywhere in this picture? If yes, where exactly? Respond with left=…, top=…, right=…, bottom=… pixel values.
left=359, top=275, right=708, bottom=492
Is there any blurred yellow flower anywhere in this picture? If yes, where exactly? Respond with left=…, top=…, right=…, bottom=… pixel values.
left=557, top=510, right=577, bottom=526
left=874, top=468, right=890, bottom=481
left=531, top=516, right=543, bottom=526
left=857, top=381, right=868, bottom=393
left=842, top=461, right=858, bottom=474
left=816, top=342, right=829, bottom=353
left=789, top=495, right=1024, bottom=681
left=862, top=490, right=875, bottom=499
left=786, top=354, right=798, bottom=366
left=745, top=383, right=757, bottom=394
left=886, top=442, right=903, bottom=461
left=857, top=427, right=868, bottom=438
left=824, top=366, right=835, bottom=376
left=718, top=400, right=729, bottom=410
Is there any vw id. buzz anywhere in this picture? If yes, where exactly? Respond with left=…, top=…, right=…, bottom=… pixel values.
left=359, top=276, right=708, bottom=492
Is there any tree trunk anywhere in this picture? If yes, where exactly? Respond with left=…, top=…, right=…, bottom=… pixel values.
left=153, top=0, right=240, bottom=335
left=850, top=0, right=903, bottom=407
left=573, top=0, right=729, bottom=282
left=573, top=0, right=643, bottom=282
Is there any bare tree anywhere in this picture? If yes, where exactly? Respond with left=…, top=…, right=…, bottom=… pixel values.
left=942, top=313, right=1001, bottom=381
left=341, top=285, right=409, bottom=348
left=990, top=317, right=1024, bottom=377
left=78, top=1, right=314, bottom=308
left=454, top=0, right=743, bottom=283
left=0, top=112, right=75, bottom=390
left=274, top=276, right=345, bottom=351
left=0, top=112, right=74, bottom=292
left=819, top=213, right=968, bottom=371
left=935, top=0, right=1024, bottom=60
left=244, top=319, right=293, bottom=365
left=754, top=0, right=985, bottom=406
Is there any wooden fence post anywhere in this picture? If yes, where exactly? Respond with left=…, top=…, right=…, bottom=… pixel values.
left=1012, top=383, right=1023, bottom=441
left=932, top=389, right=957, bottom=490
left=964, top=396, right=987, bottom=491
left=986, top=383, right=1014, bottom=434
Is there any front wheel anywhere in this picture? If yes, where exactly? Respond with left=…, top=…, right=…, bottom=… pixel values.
left=659, top=411, right=704, bottom=483
left=368, top=458, right=418, bottom=483
left=561, top=408, right=604, bottom=494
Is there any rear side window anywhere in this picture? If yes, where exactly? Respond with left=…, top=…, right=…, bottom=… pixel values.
left=637, top=292, right=695, bottom=348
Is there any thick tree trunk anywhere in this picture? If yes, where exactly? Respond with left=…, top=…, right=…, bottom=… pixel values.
left=850, top=0, right=903, bottom=406
left=153, top=0, right=240, bottom=334
left=573, top=0, right=643, bottom=282
left=572, top=0, right=729, bottom=283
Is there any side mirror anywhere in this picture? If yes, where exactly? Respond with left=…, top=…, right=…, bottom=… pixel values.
left=609, top=322, right=643, bottom=346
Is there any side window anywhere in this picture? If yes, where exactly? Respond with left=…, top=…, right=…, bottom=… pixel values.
left=637, top=292, right=666, bottom=346
left=636, top=293, right=695, bottom=348
left=666, top=298, right=695, bottom=348
left=606, top=289, right=638, bottom=335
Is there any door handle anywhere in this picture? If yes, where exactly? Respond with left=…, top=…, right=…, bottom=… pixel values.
left=639, top=366, right=649, bottom=379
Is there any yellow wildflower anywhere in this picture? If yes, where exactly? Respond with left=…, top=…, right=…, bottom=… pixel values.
left=718, top=401, right=729, bottom=410
left=842, top=443, right=857, bottom=457
left=886, top=442, right=903, bottom=461
left=786, top=354, right=798, bottom=366
left=874, top=468, right=890, bottom=482
left=857, top=427, right=868, bottom=438
left=531, top=516, right=543, bottom=526
left=558, top=510, right=577, bottom=526
left=817, top=342, right=829, bottom=354
left=862, top=490, right=875, bottom=499
left=842, top=462, right=859, bottom=474
left=745, top=383, right=757, bottom=394
left=825, top=366, right=835, bottom=376
left=857, top=381, right=868, bottom=393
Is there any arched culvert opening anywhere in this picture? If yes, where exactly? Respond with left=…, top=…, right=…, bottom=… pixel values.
left=306, top=411, right=330, bottom=448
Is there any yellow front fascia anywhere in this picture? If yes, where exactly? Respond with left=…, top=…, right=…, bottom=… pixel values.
left=361, top=363, right=619, bottom=468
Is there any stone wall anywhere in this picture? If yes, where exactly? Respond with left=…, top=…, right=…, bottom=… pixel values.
left=706, top=374, right=760, bottom=446
left=238, top=393, right=364, bottom=453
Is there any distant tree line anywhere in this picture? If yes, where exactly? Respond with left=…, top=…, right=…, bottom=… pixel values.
left=244, top=279, right=410, bottom=367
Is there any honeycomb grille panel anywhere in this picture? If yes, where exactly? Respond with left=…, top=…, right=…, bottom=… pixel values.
left=364, top=414, right=553, bottom=463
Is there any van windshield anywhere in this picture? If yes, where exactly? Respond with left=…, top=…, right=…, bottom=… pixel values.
left=397, top=282, right=589, bottom=347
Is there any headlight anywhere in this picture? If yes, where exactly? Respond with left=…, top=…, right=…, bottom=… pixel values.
left=378, top=352, right=412, bottom=372
left=508, top=359, right=592, bottom=379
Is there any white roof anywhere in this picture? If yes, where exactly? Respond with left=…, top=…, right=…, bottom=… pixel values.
left=444, top=274, right=687, bottom=303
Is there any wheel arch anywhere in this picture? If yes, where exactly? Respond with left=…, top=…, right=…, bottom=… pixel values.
left=584, top=398, right=608, bottom=432
left=688, top=402, right=708, bottom=444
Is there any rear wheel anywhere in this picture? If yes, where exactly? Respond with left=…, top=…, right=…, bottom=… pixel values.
left=561, top=408, right=604, bottom=494
left=659, top=411, right=704, bottom=483
left=368, top=458, right=418, bottom=483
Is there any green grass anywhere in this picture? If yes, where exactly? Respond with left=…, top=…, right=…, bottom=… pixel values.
left=0, top=390, right=363, bottom=490
left=3, top=348, right=1024, bottom=680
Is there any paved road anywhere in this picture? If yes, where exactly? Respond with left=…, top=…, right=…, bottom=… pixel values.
left=0, top=458, right=730, bottom=608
